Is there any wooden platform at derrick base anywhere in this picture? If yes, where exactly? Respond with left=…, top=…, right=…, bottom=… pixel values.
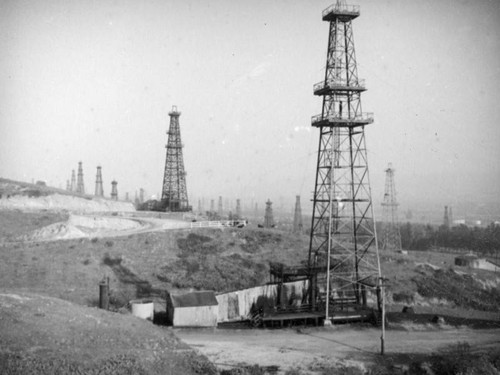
left=262, top=311, right=325, bottom=328
left=330, top=309, right=374, bottom=323
left=262, top=309, right=374, bottom=328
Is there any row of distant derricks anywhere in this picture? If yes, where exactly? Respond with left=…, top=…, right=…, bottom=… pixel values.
left=140, top=1, right=385, bottom=329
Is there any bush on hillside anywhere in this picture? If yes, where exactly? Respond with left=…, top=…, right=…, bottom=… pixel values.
left=414, top=268, right=500, bottom=311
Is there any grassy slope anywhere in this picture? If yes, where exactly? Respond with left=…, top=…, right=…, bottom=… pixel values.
left=0, top=211, right=308, bottom=307
left=1, top=211, right=498, bottom=315
left=0, top=210, right=69, bottom=242
left=0, top=291, right=216, bottom=374
left=380, top=249, right=500, bottom=313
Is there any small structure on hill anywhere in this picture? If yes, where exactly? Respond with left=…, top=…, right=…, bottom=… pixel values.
left=455, top=253, right=479, bottom=267
left=455, top=253, right=499, bottom=272
left=166, top=291, right=218, bottom=327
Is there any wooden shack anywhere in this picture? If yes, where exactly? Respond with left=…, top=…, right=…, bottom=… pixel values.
left=166, top=291, right=218, bottom=327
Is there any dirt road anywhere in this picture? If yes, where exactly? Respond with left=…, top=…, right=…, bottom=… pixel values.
left=176, top=325, right=500, bottom=373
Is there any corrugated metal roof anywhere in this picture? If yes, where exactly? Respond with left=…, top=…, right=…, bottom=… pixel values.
left=170, top=291, right=218, bottom=308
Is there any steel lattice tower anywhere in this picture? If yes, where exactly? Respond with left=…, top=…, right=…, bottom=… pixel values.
left=309, top=1, right=381, bottom=309
left=76, top=161, right=85, bottom=195
left=218, top=196, right=223, bottom=218
left=70, top=170, right=76, bottom=192
left=293, top=195, right=303, bottom=233
left=236, top=199, right=242, bottom=220
left=264, top=199, right=274, bottom=228
left=95, top=166, right=104, bottom=197
left=111, top=180, right=118, bottom=201
left=161, top=106, right=190, bottom=211
left=381, top=163, right=402, bottom=251
left=443, top=206, right=450, bottom=229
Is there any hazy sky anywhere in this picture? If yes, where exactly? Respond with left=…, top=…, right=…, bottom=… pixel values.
left=1, top=0, right=499, bottom=217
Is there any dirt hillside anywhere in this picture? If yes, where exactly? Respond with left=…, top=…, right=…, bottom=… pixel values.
left=0, top=290, right=216, bottom=375
left=0, top=178, right=135, bottom=213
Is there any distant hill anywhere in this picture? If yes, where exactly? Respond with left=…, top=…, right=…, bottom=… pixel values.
left=0, top=177, right=135, bottom=212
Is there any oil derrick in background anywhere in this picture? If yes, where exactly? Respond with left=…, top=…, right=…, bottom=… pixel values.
left=381, top=163, right=402, bottom=251
left=308, top=1, right=381, bottom=310
left=210, top=199, right=215, bottom=213
left=76, top=162, right=85, bottom=194
left=264, top=199, right=274, bottom=228
left=161, top=106, right=190, bottom=211
left=66, top=180, right=70, bottom=191
left=70, top=170, right=76, bottom=192
left=218, top=196, right=223, bottom=218
left=443, top=206, right=450, bottom=229
left=293, top=195, right=303, bottom=233
left=236, top=199, right=242, bottom=220
left=95, top=166, right=104, bottom=197
left=111, top=181, right=118, bottom=201
left=139, top=188, right=145, bottom=204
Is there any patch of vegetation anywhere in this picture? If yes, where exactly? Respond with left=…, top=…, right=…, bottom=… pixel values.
left=400, top=221, right=500, bottom=255
left=105, top=240, right=114, bottom=247
left=392, top=291, right=414, bottom=304
left=414, top=268, right=500, bottom=311
left=158, top=253, right=267, bottom=292
left=177, top=233, right=218, bottom=255
left=102, top=253, right=122, bottom=267
left=240, top=231, right=283, bottom=253
left=413, top=342, right=500, bottom=375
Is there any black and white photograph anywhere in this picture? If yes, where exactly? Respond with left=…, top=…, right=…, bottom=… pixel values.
left=1, top=0, right=499, bottom=374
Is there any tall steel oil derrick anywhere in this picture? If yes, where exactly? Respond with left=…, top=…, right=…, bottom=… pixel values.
left=264, top=199, right=275, bottom=228
left=95, top=166, right=104, bottom=197
left=111, top=180, right=118, bottom=200
left=443, top=206, right=450, bottom=229
left=218, top=196, right=223, bottom=218
left=161, top=106, right=190, bottom=211
left=76, top=161, right=85, bottom=194
left=293, top=195, right=303, bottom=233
left=381, top=163, right=402, bottom=251
left=70, top=170, right=76, bottom=192
left=236, top=199, right=242, bottom=220
left=309, top=1, right=381, bottom=312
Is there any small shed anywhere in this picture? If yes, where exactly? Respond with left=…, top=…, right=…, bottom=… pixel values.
left=455, top=253, right=479, bottom=268
left=166, top=291, right=218, bottom=327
